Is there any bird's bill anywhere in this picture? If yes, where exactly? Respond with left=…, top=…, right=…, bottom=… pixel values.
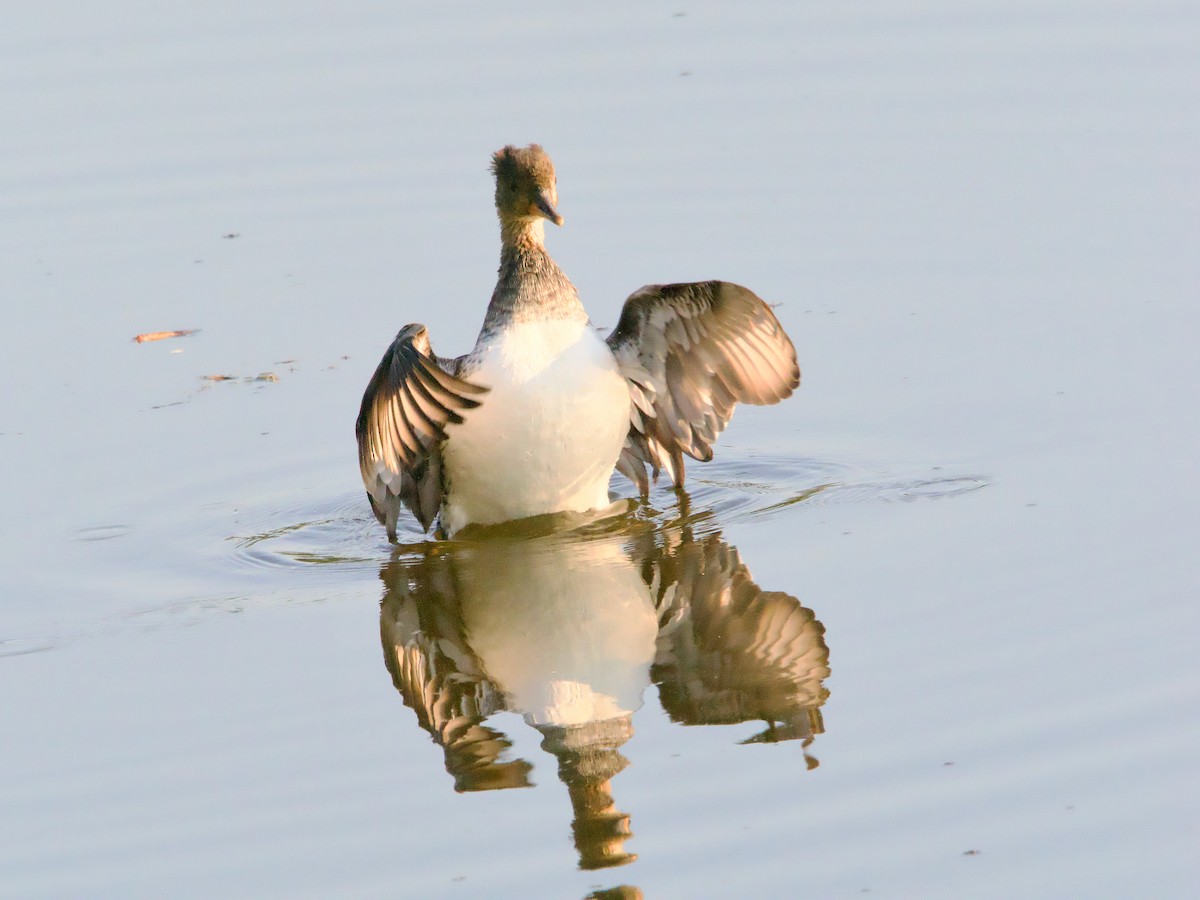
left=534, top=191, right=564, bottom=226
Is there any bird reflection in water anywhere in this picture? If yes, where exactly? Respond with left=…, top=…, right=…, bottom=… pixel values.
left=378, top=507, right=829, bottom=873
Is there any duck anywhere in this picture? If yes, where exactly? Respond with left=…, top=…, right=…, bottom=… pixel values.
left=356, top=144, right=799, bottom=540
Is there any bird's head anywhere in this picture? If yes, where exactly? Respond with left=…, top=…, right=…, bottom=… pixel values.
left=491, top=144, right=563, bottom=227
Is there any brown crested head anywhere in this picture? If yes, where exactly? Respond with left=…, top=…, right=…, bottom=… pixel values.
left=490, top=144, right=563, bottom=226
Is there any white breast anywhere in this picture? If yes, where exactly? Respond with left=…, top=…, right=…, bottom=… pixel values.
left=440, top=319, right=632, bottom=535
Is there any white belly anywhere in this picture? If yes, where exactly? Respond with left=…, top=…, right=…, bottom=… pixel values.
left=440, top=320, right=631, bottom=536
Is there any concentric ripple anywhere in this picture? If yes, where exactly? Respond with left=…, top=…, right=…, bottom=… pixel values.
left=223, top=454, right=989, bottom=571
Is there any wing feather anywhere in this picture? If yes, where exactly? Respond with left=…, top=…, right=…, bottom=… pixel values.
left=356, top=324, right=487, bottom=538
left=606, top=281, right=799, bottom=491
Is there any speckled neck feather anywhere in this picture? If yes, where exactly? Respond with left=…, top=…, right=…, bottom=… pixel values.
left=479, top=220, right=588, bottom=334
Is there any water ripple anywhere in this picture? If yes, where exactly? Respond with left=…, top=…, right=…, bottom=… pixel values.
left=223, top=453, right=989, bottom=571
left=73, top=524, right=132, bottom=542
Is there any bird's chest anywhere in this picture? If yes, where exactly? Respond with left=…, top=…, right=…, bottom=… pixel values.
left=440, top=320, right=631, bottom=526
left=459, top=319, right=628, bottom=441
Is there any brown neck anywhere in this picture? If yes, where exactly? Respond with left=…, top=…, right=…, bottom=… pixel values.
left=499, top=215, right=546, bottom=253
left=477, top=216, right=587, bottom=333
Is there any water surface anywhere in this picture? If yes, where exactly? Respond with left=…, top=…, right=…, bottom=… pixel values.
left=3, top=2, right=1198, bottom=897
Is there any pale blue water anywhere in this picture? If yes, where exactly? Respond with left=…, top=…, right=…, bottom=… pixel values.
left=3, top=2, right=1198, bottom=897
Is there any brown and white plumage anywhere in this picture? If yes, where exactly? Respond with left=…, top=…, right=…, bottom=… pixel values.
left=607, top=280, right=800, bottom=492
left=356, top=145, right=800, bottom=540
left=355, top=324, right=487, bottom=537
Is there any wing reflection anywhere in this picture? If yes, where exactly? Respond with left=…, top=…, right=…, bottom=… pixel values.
left=649, top=532, right=829, bottom=759
left=379, top=516, right=829, bottom=872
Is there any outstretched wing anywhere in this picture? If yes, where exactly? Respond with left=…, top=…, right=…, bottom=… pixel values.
left=356, top=324, right=487, bottom=538
left=605, top=281, right=799, bottom=491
